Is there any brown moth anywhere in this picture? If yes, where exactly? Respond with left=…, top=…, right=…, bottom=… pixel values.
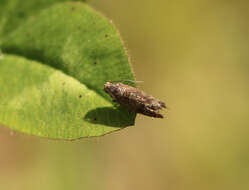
left=104, top=82, right=166, bottom=118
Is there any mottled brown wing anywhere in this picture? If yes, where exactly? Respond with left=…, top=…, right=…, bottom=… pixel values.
left=104, top=82, right=166, bottom=118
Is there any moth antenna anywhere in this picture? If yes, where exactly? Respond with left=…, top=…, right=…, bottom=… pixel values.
left=110, top=80, right=144, bottom=84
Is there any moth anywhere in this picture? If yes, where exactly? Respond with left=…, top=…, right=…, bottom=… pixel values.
left=104, top=82, right=166, bottom=118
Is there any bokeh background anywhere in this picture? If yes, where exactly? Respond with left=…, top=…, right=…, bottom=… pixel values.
left=1, top=0, right=249, bottom=189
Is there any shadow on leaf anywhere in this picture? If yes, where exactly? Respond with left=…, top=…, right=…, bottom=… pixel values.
left=84, top=106, right=136, bottom=127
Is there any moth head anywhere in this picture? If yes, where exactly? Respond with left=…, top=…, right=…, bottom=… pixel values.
left=104, top=82, right=118, bottom=98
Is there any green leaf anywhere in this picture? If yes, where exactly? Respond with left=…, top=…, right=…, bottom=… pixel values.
left=0, top=0, right=87, bottom=38
left=0, top=1, right=136, bottom=139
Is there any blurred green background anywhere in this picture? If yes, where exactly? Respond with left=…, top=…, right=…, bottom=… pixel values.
left=1, top=0, right=249, bottom=189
